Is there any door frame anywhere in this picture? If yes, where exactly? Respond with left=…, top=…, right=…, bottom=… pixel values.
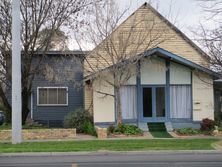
left=139, top=85, right=168, bottom=122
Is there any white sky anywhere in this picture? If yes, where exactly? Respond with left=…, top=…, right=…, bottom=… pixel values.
left=69, top=0, right=211, bottom=50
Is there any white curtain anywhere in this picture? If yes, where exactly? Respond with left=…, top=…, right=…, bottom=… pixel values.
left=170, top=85, right=191, bottom=119
left=120, top=86, right=137, bottom=119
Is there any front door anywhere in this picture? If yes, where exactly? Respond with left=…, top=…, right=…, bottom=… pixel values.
left=142, top=86, right=166, bottom=122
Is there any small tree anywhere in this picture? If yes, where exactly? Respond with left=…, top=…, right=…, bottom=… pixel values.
left=37, top=28, right=69, bottom=51
left=80, top=1, right=175, bottom=124
left=195, top=0, right=222, bottom=71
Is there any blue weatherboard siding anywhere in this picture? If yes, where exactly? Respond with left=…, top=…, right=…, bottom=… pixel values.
left=31, top=53, right=84, bottom=127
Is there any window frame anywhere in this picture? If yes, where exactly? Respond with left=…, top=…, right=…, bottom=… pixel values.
left=37, top=87, right=68, bottom=106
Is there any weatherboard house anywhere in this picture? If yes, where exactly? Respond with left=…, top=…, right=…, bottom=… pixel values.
left=83, top=3, right=221, bottom=131
left=31, top=3, right=221, bottom=130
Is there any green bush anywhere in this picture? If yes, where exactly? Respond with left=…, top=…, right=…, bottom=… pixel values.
left=0, top=104, right=6, bottom=112
left=82, top=121, right=97, bottom=136
left=108, top=124, right=143, bottom=135
left=215, top=111, right=222, bottom=127
left=176, top=128, right=201, bottom=135
left=64, top=108, right=93, bottom=133
left=23, top=123, right=47, bottom=129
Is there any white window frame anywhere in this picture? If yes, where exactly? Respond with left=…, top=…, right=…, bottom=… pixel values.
left=37, top=87, right=68, bottom=106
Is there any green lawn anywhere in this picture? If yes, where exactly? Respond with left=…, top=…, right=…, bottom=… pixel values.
left=0, top=139, right=218, bottom=153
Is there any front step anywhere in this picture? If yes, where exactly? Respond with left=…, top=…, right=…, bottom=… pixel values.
left=165, top=122, right=173, bottom=132
left=147, top=122, right=166, bottom=131
left=138, top=122, right=149, bottom=131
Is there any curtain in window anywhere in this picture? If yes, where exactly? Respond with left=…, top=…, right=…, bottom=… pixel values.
left=120, top=86, right=137, bottom=119
left=48, top=88, right=57, bottom=104
left=58, top=89, right=67, bottom=104
left=170, top=85, right=191, bottom=119
left=39, top=89, right=47, bottom=104
left=38, top=88, right=67, bottom=105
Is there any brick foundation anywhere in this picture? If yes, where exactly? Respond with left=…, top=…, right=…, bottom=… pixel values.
left=95, top=126, right=107, bottom=139
left=0, top=129, right=76, bottom=140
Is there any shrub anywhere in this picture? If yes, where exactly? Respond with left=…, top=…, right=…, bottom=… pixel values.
left=200, top=118, right=215, bottom=131
left=82, top=121, right=97, bottom=136
left=107, top=124, right=115, bottom=134
left=64, top=108, right=93, bottom=133
left=109, top=124, right=143, bottom=135
left=123, top=125, right=143, bottom=135
left=176, top=128, right=201, bottom=135
left=215, top=111, right=222, bottom=127
left=23, top=122, right=46, bottom=129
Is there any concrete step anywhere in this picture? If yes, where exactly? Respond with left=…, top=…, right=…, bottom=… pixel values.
left=165, top=122, right=173, bottom=132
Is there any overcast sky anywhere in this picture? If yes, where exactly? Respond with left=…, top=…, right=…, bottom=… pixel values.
left=117, top=0, right=207, bottom=36
left=70, top=0, right=210, bottom=50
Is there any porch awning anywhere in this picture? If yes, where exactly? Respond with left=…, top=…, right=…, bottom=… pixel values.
left=84, top=47, right=221, bottom=81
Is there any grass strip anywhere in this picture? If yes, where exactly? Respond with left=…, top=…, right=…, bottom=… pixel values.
left=0, top=139, right=218, bottom=153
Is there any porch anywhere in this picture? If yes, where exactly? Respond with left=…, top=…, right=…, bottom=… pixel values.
left=90, top=48, right=217, bottom=131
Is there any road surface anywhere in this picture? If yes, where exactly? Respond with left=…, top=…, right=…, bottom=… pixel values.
left=0, top=151, right=222, bottom=167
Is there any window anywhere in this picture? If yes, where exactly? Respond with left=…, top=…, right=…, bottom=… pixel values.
left=37, top=87, right=68, bottom=106
left=120, top=86, right=137, bottom=119
left=170, top=85, right=191, bottom=119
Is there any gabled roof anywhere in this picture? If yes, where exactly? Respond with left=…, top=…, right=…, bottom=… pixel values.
left=87, top=3, right=209, bottom=67
left=85, top=47, right=220, bottom=80
left=143, top=3, right=208, bottom=61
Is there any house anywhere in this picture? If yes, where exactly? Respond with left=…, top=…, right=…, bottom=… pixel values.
left=84, top=3, right=220, bottom=131
left=30, top=51, right=85, bottom=127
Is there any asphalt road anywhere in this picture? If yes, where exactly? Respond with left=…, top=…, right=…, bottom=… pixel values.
left=0, top=151, right=222, bottom=167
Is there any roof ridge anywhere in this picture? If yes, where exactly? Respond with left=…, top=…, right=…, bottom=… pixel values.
left=142, top=2, right=209, bottom=62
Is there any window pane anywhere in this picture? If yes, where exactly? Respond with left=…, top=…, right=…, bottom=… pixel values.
left=58, top=88, right=67, bottom=104
left=48, top=88, right=58, bottom=104
left=156, top=87, right=165, bottom=117
left=120, top=86, right=137, bottom=119
left=39, top=89, right=47, bottom=104
left=170, top=85, right=191, bottom=118
left=143, top=88, right=152, bottom=117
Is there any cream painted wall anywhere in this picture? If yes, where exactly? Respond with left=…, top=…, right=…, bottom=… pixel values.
left=93, top=76, right=115, bottom=123
left=122, top=64, right=137, bottom=85
left=192, top=71, right=214, bottom=121
left=140, top=57, right=166, bottom=85
left=170, top=62, right=191, bottom=84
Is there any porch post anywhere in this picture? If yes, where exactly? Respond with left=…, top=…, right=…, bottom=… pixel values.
left=166, top=60, right=170, bottom=120
left=136, top=60, right=141, bottom=126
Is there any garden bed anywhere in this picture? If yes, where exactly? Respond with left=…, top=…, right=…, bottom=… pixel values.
left=109, top=133, right=144, bottom=138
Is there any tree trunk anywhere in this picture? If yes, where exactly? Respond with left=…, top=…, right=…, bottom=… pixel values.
left=115, top=87, right=122, bottom=125
left=22, top=87, right=30, bottom=125
left=0, top=85, right=11, bottom=123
